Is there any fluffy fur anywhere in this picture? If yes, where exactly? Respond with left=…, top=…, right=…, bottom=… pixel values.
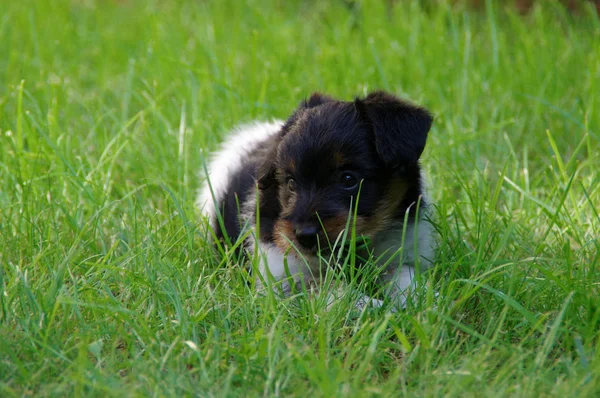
left=197, top=91, right=435, bottom=309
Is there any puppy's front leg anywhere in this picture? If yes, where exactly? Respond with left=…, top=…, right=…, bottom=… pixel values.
left=255, top=243, right=307, bottom=296
left=381, top=264, right=417, bottom=310
left=354, top=294, right=386, bottom=311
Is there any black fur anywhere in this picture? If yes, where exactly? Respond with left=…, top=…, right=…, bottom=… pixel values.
left=214, top=91, right=433, bottom=251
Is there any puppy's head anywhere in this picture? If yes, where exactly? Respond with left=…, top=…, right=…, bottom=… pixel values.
left=258, top=91, right=433, bottom=255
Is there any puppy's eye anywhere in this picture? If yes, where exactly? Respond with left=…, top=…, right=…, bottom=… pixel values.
left=287, top=178, right=296, bottom=193
left=340, top=172, right=359, bottom=190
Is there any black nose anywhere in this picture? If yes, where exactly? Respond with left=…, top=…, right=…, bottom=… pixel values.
left=294, top=225, right=320, bottom=249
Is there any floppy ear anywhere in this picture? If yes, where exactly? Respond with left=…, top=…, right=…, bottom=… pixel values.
left=256, top=137, right=281, bottom=190
left=257, top=163, right=275, bottom=190
left=360, top=91, right=433, bottom=167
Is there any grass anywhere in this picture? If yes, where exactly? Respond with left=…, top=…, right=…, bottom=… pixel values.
left=0, top=0, right=599, bottom=396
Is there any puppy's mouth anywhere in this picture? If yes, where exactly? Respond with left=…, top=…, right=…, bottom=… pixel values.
left=273, top=216, right=369, bottom=257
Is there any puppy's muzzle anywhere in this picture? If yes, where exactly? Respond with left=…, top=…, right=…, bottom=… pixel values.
left=294, top=224, right=320, bottom=249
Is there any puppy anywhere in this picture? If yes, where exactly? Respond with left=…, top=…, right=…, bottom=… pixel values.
left=197, top=91, right=435, bottom=309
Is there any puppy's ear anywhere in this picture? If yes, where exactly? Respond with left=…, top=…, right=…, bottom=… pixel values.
left=256, top=92, right=335, bottom=188
left=256, top=136, right=281, bottom=190
left=302, top=92, right=335, bottom=109
left=257, top=161, right=276, bottom=190
left=281, top=92, right=336, bottom=129
left=360, top=91, right=433, bottom=167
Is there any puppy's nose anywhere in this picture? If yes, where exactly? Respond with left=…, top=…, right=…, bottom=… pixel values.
left=294, top=225, right=320, bottom=249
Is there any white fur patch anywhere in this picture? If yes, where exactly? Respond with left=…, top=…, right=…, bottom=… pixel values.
left=373, top=217, right=435, bottom=268
left=196, top=120, right=284, bottom=222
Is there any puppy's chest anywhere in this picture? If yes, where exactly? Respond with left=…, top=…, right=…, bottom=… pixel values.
left=350, top=224, right=417, bottom=268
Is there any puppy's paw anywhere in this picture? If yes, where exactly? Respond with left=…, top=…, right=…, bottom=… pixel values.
left=354, top=294, right=389, bottom=311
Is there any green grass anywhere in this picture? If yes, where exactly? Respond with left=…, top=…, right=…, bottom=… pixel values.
left=1, top=0, right=599, bottom=396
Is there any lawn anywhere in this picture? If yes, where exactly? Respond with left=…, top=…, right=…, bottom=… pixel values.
left=1, top=0, right=599, bottom=396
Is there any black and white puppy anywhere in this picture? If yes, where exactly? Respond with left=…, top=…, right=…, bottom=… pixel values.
left=198, top=91, right=435, bottom=309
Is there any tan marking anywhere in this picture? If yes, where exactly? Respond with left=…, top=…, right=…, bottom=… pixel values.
left=321, top=215, right=367, bottom=247
left=361, top=178, right=409, bottom=238
left=273, top=219, right=294, bottom=252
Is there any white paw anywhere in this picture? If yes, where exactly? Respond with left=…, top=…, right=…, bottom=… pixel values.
left=354, top=295, right=386, bottom=311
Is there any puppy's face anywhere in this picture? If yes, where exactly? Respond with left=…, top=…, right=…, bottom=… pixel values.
left=259, top=91, right=433, bottom=255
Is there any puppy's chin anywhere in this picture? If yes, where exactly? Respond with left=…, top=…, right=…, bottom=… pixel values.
left=294, top=244, right=321, bottom=258
left=274, top=238, right=333, bottom=261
